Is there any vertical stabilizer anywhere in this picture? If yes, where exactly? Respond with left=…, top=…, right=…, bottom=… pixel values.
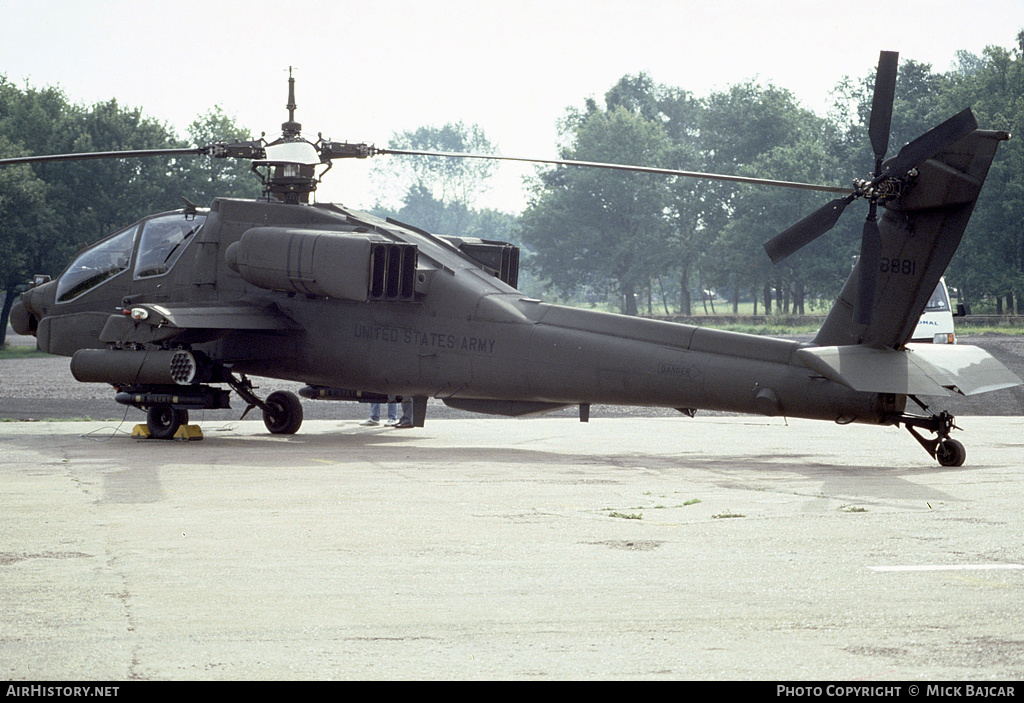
left=813, top=129, right=1009, bottom=349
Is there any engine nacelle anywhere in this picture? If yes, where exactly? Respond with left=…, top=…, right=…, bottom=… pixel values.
left=225, top=227, right=417, bottom=302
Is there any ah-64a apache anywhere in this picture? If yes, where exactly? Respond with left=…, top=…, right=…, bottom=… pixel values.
left=7, top=54, right=1020, bottom=466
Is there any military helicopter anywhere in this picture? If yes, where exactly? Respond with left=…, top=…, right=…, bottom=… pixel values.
left=5, top=54, right=1020, bottom=466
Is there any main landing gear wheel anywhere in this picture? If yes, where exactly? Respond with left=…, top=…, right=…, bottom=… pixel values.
left=262, top=390, right=303, bottom=435
left=225, top=374, right=304, bottom=436
left=146, top=405, right=189, bottom=440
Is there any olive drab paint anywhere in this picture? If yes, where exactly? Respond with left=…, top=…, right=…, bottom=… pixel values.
left=5, top=55, right=1020, bottom=465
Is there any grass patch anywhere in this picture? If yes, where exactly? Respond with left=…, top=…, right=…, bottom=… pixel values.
left=608, top=511, right=643, bottom=520
left=0, top=416, right=96, bottom=422
left=956, top=325, right=1024, bottom=336
left=707, top=323, right=821, bottom=336
left=0, top=344, right=48, bottom=360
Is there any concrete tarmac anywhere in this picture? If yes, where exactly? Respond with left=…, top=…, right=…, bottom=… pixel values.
left=1, top=415, right=1023, bottom=680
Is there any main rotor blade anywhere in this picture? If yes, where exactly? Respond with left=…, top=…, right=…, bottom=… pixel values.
left=763, top=194, right=857, bottom=264
left=879, top=108, right=978, bottom=181
left=377, top=147, right=852, bottom=196
left=869, top=51, right=899, bottom=166
left=0, top=147, right=205, bottom=166
left=854, top=213, right=881, bottom=326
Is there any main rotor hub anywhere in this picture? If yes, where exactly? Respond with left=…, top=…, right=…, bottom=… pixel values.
left=237, top=72, right=373, bottom=203
left=252, top=137, right=323, bottom=204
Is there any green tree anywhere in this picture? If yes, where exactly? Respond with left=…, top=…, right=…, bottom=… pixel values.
left=373, top=122, right=497, bottom=235
left=0, top=138, right=55, bottom=346
left=605, top=75, right=706, bottom=315
left=699, top=82, right=838, bottom=313
left=0, top=79, right=69, bottom=344
left=180, top=106, right=264, bottom=205
left=521, top=104, right=670, bottom=314
left=659, top=87, right=706, bottom=315
left=717, top=138, right=850, bottom=314
left=944, top=35, right=1024, bottom=313
left=54, top=98, right=186, bottom=242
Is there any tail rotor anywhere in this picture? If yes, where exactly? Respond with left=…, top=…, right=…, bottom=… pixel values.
left=762, top=51, right=978, bottom=326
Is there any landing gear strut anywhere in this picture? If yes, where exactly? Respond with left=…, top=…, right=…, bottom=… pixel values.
left=893, top=396, right=966, bottom=467
left=227, top=374, right=303, bottom=435
left=115, top=366, right=302, bottom=438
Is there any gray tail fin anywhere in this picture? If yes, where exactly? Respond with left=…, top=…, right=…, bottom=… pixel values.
left=813, top=129, right=1009, bottom=349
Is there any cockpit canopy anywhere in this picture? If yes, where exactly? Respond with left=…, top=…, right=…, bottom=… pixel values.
left=56, top=213, right=206, bottom=302
left=133, top=214, right=205, bottom=279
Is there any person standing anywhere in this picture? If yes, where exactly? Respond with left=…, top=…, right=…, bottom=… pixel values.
left=361, top=402, right=398, bottom=426
left=394, top=398, right=414, bottom=428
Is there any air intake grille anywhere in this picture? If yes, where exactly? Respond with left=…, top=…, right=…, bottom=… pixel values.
left=369, top=243, right=417, bottom=301
left=457, top=241, right=520, bottom=288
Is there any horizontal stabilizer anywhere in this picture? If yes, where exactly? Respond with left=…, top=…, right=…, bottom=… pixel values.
left=904, top=343, right=1023, bottom=395
left=795, top=344, right=1022, bottom=397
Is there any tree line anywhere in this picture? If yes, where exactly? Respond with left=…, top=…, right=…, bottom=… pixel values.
left=517, top=33, right=1024, bottom=316
left=0, top=78, right=261, bottom=343
left=2, top=33, right=1022, bottom=346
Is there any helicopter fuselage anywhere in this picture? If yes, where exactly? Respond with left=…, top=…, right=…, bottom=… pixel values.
left=273, top=264, right=898, bottom=423
left=7, top=56, right=1021, bottom=465
left=17, top=196, right=902, bottom=427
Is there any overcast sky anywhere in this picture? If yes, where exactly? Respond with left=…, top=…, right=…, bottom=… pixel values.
left=1, top=0, right=1021, bottom=213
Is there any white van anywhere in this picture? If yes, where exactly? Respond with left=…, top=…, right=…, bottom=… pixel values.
left=911, top=278, right=963, bottom=344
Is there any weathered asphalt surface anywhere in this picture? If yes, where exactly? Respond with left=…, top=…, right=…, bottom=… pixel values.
left=1, top=415, right=1022, bottom=680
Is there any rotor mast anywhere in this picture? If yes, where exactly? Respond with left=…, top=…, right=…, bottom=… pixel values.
left=281, top=67, right=301, bottom=139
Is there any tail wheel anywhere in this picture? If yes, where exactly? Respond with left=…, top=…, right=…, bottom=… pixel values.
left=936, top=438, right=966, bottom=467
left=262, top=390, right=303, bottom=435
left=898, top=408, right=967, bottom=466
left=146, top=405, right=189, bottom=440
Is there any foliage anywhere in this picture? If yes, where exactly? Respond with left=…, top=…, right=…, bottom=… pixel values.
left=371, top=122, right=497, bottom=236
left=0, top=136, right=53, bottom=345
left=181, top=107, right=264, bottom=205
left=943, top=34, right=1024, bottom=313
left=521, top=31, right=1024, bottom=316
left=700, top=83, right=845, bottom=314
left=0, top=78, right=259, bottom=344
left=521, top=103, right=670, bottom=314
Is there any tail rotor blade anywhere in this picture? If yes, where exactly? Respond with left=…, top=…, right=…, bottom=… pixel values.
left=763, top=194, right=856, bottom=264
left=854, top=214, right=881, bottom=326
left=869, top=51, right=899, bottom=165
